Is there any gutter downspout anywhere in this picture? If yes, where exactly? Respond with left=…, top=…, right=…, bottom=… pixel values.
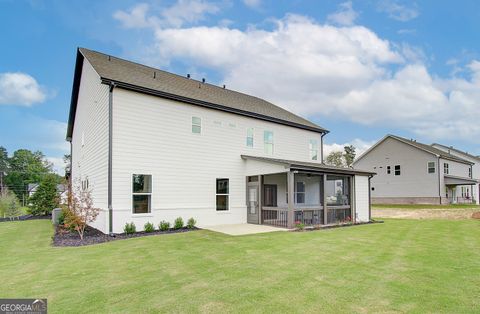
left=108, top=83, right=116, bottom=235
left=368, top=174, right=373, bottom=221
left=321, top=132, right=326, bottom=164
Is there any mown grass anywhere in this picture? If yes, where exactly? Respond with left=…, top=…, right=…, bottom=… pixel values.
left=373, top=203, right=480, bottom=210
left=1, top=219, right=479, bottom=313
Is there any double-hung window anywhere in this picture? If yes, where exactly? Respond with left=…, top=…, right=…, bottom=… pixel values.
left=192, top=116, right=201, bottom=134
left=444, top=163, right=449, bottom=174
left=264, top=131, right=274, bottom=155
left=428, top=162, right=435, bottom=174
left=246, top=128, right=254, bottom=147
left=216, top=179, right=229, bottom=211
left=309, top=139, right=318, bottom=160
left=394, top=165, right=401, bottom=176
left=132, top=174, right=152, bottom=214
left=295, top=181, right=306, bottom=204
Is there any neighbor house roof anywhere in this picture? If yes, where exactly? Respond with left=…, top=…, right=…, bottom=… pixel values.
left=66, top=48, right=328, bottom=140
left=241, top=155, right=375, bottom=176
left=354, top=134, right=474, bottom=165
left=432, top=143, right=480, bottom=163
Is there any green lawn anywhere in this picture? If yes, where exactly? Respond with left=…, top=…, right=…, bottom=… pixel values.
left=373, top=203, right=480, bottom=209
left=1, top=220, right=479, bottom=313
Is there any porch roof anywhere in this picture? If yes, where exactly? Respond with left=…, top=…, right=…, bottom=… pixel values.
left=444, top=175, right=479, bottom=186
left=241, top=155, right=376, bottom=176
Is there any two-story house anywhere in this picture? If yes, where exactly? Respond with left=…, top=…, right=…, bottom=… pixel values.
left=431, top=143, right=480, bottom=205
left=67, top=48, right=374, bottom=234
left=353, top=135, right=477, bottom=205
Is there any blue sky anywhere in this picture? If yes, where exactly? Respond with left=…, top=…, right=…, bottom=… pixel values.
left=1, top=0, right=480, bottom=172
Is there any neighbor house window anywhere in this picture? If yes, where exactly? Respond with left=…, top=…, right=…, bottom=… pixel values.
left=216, top=179, right=229, bottom=211
left=387, top=166, right=391, bottom=174
left=192, top=116, right=201, bottom=134
left=444, top=163, right=449, bottom=174
left=295, top=181, right=305, bottom=204
left=132, top=174, right=152, bottom=214
left=246, top=128, right=254, bottom=147
left=469, top=168, right=472, bottom=178
left=394, top=165, right=401, bottom=176
left=264, top=131, right=274, bottom=155
left=309, top=139, right=318, bottom=160
left=263, top=185, right=277, bottom=207
left=428, top=162, right=435, bottom=174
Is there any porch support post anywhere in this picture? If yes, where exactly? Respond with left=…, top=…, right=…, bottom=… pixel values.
left=351, top=175, right=356, bottom=224
left=258, top=175, right=263, bottom=224
left=287, top=171, right=295, bottom=228
left=323, top=174, right=328, bottom=225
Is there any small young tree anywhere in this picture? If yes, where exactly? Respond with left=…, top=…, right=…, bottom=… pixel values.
left=29, top=174, right=60, bottom=215
left=0, top=189, right=19, bottom=218
left=5, top=199, right=22, bottom=219
left=343, top=145, right=356, bottom=167
left=64, top=181, right=100, bottom=240
left=325, top=151, right=345, bottom=167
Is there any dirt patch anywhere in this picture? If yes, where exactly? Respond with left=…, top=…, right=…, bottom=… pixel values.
left=52, top=225, right=199, bottom=247
left=372, top=208, right=478, bottom=220
left=472, top=212, right=480, bottom=219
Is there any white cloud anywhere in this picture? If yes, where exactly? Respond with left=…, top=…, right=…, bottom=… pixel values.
left=113, top=0, right=220, bottom=29
left=113, top=8, right=480, bottom=144
left=378, top=0, right=419, bottom=22
left=327, top=1, right=358, bottom=26
left=243, top=0, right=261, bottom=9
left=324, top=138, right=375, bottom=157
left=0, top=72, right=46, bottom=106
left=46, top=157, right=66, bottom=175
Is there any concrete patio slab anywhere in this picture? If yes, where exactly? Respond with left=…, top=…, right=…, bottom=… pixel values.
left=202, top=223, right=288, bottom=236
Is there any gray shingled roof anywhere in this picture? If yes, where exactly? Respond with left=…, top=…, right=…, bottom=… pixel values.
left=432, top=143, right=480, bottom=162
left=77, top=48, right=327, bottom=133
left=388, top=135, right=473, bottom=165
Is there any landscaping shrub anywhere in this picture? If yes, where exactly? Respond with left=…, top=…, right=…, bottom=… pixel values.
left=144, top=222, right=155, bottom=233
left=159, top=220, right=170, bottom=231
left=294, top=221, right=305, bottom=230
left=28, top=174, right=60, bottom=216
left=174, top=217, right=184, bottom=229
left=5, top=199, right=22, bottom=219
left=124, top=222, right=136, bottom=235
left=187, top=217, right=196, bottom=229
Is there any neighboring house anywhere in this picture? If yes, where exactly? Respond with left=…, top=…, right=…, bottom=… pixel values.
left=66, top=48, right=374, bottom=234
left=354, top=135, right=477, bottom=205
left=28, top=183, right=68, bottom=204
left=431, top=143, right=480, bottom=205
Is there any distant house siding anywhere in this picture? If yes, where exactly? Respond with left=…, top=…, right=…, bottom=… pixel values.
left=110, top=88, right=324, bottom=233
left=70, top=59, right=109, bottom=232
left=354, top=175, right=370, bottom=222
left=354, top=137, right=439, bottom=200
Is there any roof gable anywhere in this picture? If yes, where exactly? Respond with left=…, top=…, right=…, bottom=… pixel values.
left=67, top=48, right=328, bottom=139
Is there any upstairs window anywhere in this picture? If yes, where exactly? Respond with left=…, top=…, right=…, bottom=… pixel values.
left=386, top=166, right=391, bottom=174
left=132, top=174, right=152, bottom=214
left=309, top=139, right=318, bottom=160
left=246, top=128, right=254, bottom=147
left=444, top=163, right=449, bottom=174
left=394, top=165, right=401, bottom=176
left=264, top=131, right=274, bottom=155
left=192, top=116, right=201, bottom=134
left=428, top=162, right=436, bottom=174
left=216, top=179, right=229, bottom=211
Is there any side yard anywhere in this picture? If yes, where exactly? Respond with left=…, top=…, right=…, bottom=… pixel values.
left=1, top=219, right=480, bottom=313
left=372, top=204, right=480, bottom=219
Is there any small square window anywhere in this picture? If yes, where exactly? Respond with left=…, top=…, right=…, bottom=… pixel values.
left=394, top=165, right=401, bottom=176
left=386, top=166, right=391, bottom=174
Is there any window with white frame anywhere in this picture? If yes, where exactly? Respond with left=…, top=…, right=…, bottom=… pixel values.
left=428, top=162, right=435, bottom=174
left=216, top=178, right=229, bottom=211
left=394, top=165, right=401, bottom=176
left=192, top=116, right=201, bottom=134
left=246, top=128, right=254, bottom=147
left=295, top=181, right=305, bottom=204
left=444, top=163, right=449, bottom=174
left=309, top=139, right=318, bottom=160
left=264, top=131, right=274, bottom=155
left=132, top=174, right=152, bottom=214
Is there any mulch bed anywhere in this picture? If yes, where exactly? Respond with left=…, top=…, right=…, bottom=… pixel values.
left=52, top=225, right=199, bottom=247
left=291, top=220, right=383, bottom=232
left=0, top=214, right=51, bottom=223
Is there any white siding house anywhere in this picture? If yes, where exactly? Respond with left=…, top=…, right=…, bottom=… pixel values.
left=354, top=135, right=477, bottom=205
left=67, top=48, right=374, bottom=234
